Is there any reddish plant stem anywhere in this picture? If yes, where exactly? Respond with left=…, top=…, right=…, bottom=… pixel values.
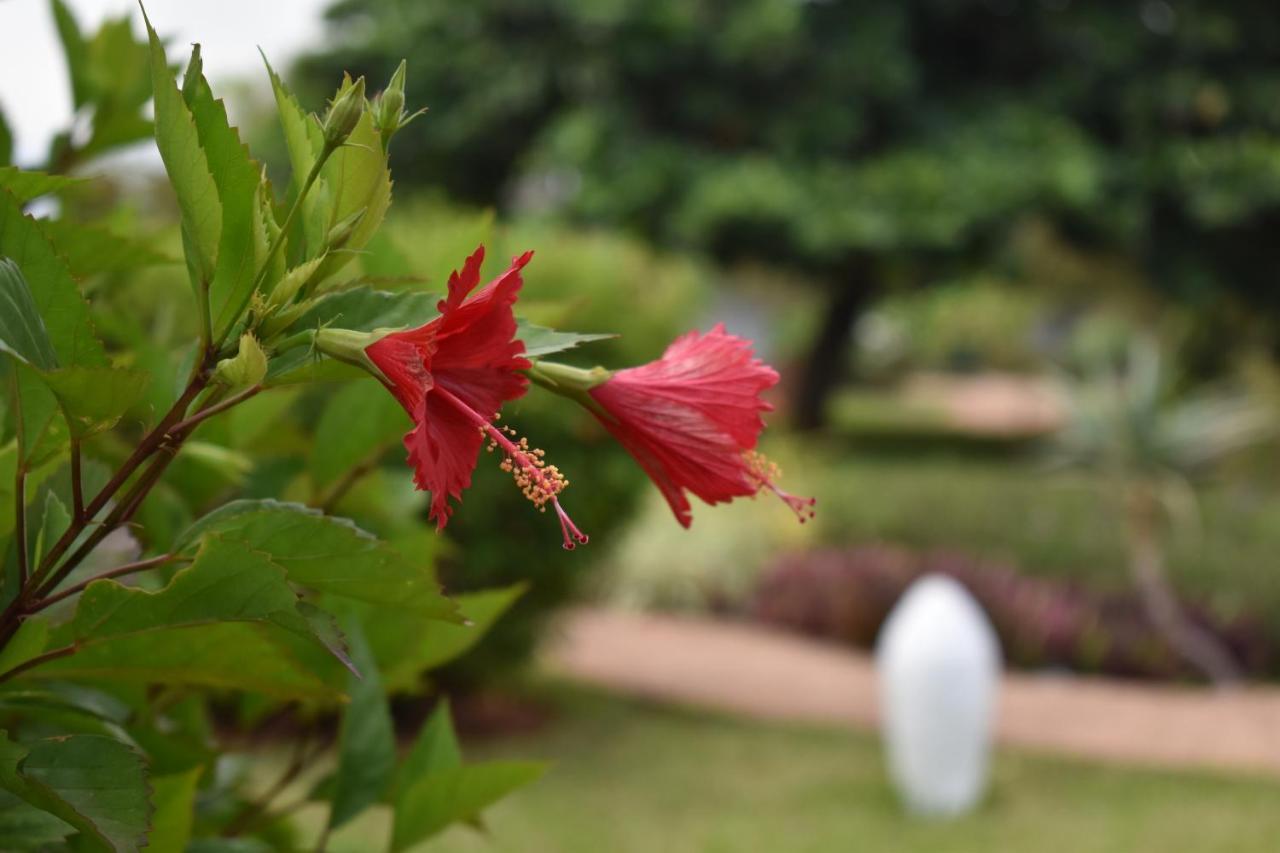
left=0, top=643, right=76, bottom=684
left=31, top=375, right=209, bottom=585
left=70, top=438, right=85, bottom=522
left=168, top=384, right=262, bottom=435
left=28, top=553, right=183, bottom=614
left=14, top=468, right=28, bottom=590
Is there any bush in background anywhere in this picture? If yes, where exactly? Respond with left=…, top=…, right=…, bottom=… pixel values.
left=752, top=546, right=1271, bottom=681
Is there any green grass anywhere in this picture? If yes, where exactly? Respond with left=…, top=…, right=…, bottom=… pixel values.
left=320, top=686, right=1280, bottom=853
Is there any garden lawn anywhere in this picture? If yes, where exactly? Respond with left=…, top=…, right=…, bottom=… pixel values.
left=320, top=685, right=1280, bottom=853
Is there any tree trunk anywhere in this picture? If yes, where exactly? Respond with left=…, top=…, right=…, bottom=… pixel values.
left=1126, top=486, right=1243, bottom=687
left=793, top=260, right=874, bottom=431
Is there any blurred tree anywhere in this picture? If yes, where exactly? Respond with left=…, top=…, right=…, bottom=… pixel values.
left=297, top=0, right=1280, bottom=426
left=1052, top=338, right=1275, bottom=684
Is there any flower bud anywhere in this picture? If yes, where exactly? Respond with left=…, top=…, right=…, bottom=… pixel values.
left=215, top=334, right=268, bottom=388
left=323, top=76, right=366, bottom=148
left=377, top=60, right=407, bottom=132
left=314, top=327, right=389, bottom=381
left=266, top=254, right=327, bottom=309
left=325, top=208, right=367, bottom=251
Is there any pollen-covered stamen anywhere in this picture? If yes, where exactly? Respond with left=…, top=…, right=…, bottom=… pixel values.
left=432, top=385, right=588, bottom=549
left=744, top=450, right=817, bottom=524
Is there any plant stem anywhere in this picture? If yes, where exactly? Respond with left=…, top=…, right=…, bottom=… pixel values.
left=28, top=553, right=184, bottom=614
left=315, top=447, right=384, bottom=514
left=217, top=143, right=337, bottom=351
left=70, top=438, right=85, bottom=522
left=32, top=375, right=209, bottom=584
left=0, top=644, right=76, bottom=684
left=36, top=445, right=178, bottom=602
left=14, top=468, right=27, bottom=590
left=169, top=384, right=262, bottom=435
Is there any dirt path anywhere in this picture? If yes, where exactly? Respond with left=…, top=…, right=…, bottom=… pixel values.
left=542, top=608, right=1280, bottom=778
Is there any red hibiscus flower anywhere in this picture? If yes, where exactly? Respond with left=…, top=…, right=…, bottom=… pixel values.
left=585, top=324, right=815, bottom=528
left=363, top=245, right=588, bottom=549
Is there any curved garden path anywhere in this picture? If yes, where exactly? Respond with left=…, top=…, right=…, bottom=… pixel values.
left=543, top=608, right=1280, bottom=777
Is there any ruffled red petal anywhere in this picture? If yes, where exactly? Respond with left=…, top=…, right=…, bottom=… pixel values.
left=364, top=245, right=535, bottom=528
left=588, top=325, right=788, bottom=527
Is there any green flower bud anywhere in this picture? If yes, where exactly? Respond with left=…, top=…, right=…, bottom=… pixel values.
left=266, top=255, right=327, bottom=309
left=325, top=208, right=367, bottom=251
left=377, top=60, right=407, bottom=133
left=323, top=76, right=366, bottom=148
left=314, top=327, right=388, bottom=381
left=215, top=334, right=268, bottom=388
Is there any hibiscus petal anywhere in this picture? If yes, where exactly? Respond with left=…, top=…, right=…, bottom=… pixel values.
left=403, top=393, right=487, bottom=529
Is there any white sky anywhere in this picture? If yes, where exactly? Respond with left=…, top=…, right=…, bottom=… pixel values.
left=0, top=0, right=329, bottom=166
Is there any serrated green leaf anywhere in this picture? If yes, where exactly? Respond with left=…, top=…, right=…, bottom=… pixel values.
left=0, top=188, right=106, bottom=369
left=175, top=500, right=459, bottom=622
left=0, top=257, right=58, bottom=370
left=312, top=109, right=392, bottom=282
left=39, top=366, right=149, bottom=439
left=40, top=219, right=174, bottom=279
left=30, top=621, right=341, bottom=699
left=518, top=322, right=616, bottom=358
left=179, top=45, right=262, bottom=338
left=263, top=55, right=323, bottom=201
left=144, top=14, right=220, bottom=289
left=0, top=730, right=151, bottom=852
left=67, top=534, right=353, bottom=673
left=0, top=167, right=85, bottom=205
left=328, top=621, right=395, bottom=830
left=311, top=380, right=406, bottom=489
left=290, top=287, right=438, bottom=334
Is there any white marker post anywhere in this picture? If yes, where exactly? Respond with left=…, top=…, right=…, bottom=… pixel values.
left=876, top=574, right=1001, bottom=817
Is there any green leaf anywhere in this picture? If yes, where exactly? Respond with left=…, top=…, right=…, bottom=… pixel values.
left=328, top=621, right=395, bottom=830
left=0, top=167, right=85, bottom=205
left=0, top=110, right=11, bottom=167
left=311, top=380, right=407, bottom=489
left=68, top=534, right=353, bottom=673
left=39, top=365, right=150, bottom=439
left=0, top=189, right=106, bottom=368
left=31, top=622, right=341, bottom=700
left=175, top=500, right=459, bottom=622
left=144, top=14, right=221, bottom=289
left=179, top=45, right=262, bottom=338
left=518, top=322, right=615, bottom=358
left=40, top=218, right=174, bottom=279
left=376, top=585, right=525, bottom=692
left=0, top=790, right=74, bottom=849
left=0, top=730, right=151, bottom=852
left=390, top=704, right=545, bottom=851
left=147, top=767, right=201, bottom=852
left=263, top=55, right=323, bottom=206
left=50, top=0, right=91, bottom=109
left=0, top=257, right=58, bottom=370
left=32, top=491, right=70, bottom=569
left=312, top=108, right=393, bottom=281
left=0, top=616, right=49, bottom=678
left=398, top=700, right=461, bottom=781
left=291, top=287, right=438, bottom=334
